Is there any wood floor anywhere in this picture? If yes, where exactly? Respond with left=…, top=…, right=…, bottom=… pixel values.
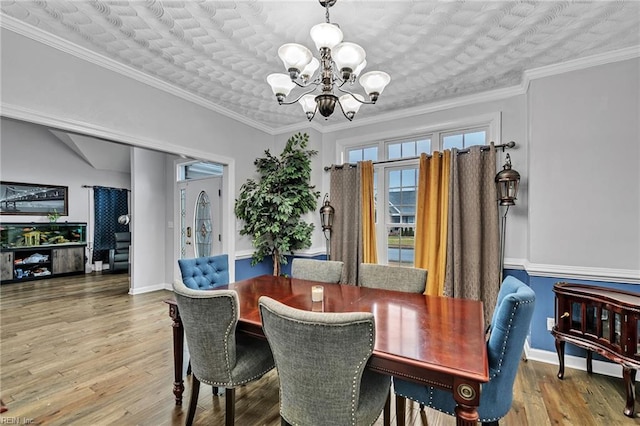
left=1, top=273, right=638, bottom=425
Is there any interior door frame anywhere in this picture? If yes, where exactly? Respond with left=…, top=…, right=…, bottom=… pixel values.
left=3, top=104, right=237, bottom=294
left=173, top=159, right=233, bottom=284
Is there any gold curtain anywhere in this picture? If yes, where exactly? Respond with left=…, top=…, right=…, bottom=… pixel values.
left=414, top=151, right=451, bottom=295
left=360, top=161, right=378, bottom=264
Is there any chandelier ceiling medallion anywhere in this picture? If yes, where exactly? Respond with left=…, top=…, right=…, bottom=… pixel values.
left=267, top=0, right=391, bottom=122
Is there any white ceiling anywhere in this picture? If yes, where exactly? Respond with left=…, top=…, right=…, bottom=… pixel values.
left=2, top=0, right=639, bottom=133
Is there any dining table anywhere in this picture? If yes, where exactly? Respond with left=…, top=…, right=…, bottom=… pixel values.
left=165, top=274, right=489, bottom=426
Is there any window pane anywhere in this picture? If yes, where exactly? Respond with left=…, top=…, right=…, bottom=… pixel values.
left=387, top=227, right=415, bottom=266
left=348, top=149, right=363, bottom=163
left=443, top=134, right=463, bottom=150
left=386, top=166, right=417, bottom=267
left=388, top=143, right=401, bottom=159
left=402, top=142, right=415, bottom=158
left=402, top=169, right=416, bottom=185
left=465, top=131, right=486, bottom=147
left=363, top=146, right=378, bottom=161
left=389, top=170, right=401, bottom=188
left=417, top=139, right=431, bottom=154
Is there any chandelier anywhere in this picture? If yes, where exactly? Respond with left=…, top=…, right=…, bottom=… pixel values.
left=267, top=0, right=391, bottom=122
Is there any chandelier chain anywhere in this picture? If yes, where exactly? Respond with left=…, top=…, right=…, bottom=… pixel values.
left=325, top=4, right=330, bottom=23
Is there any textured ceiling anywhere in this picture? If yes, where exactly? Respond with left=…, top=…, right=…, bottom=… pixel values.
left=2, top=1, right=639, bottom=132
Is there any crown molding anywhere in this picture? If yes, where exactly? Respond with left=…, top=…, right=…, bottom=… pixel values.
left=0, top=15, right=277, bottom=135
left=320, top=85, right=525, bottom=134
left=0, top=103, right=236, bottom=167
left=522, top=45, right=640, bottom=92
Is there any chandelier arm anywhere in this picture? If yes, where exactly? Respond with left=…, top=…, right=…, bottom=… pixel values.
left=277, top=86, right=320, bottom=106
left=293, top=78, right=322, bottom=89
left=336, top=85, right=375, bottom=105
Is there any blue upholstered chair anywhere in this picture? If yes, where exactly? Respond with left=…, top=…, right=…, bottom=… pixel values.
left=291, top=258, right=344, bottom=283
left=394, top=276, right=535, bottom=426
left=173, top=279, right=275, bottom=426
left=259, top=296, right=391, bottom=426
left=178, top=254, right=229, bottom=289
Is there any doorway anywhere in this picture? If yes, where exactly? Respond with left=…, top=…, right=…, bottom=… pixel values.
left=175, top=161, right=224, bottom=278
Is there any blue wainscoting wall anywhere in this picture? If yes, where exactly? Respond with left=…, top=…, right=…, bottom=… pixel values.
left=235, top=254, right=328, bottom=281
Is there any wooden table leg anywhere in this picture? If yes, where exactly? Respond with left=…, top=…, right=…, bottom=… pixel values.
left=623, top=367, right=636, bottom=417
left=453, top=379, right=480, bottom=426
left=586, top=350, right=593, bottom=375
left=395, top=395, right=406, bottom=426
left=555, top=338, right=565, bottom=379
left=167, top=302, right=185, bottom=405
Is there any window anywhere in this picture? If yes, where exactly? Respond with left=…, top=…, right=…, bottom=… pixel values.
left=347, top=145, right=378, bottom=163
left=178, top=161, right=223, bottom=181
left=442, top=129, right=486, bottom=150
left=342, top=124, right=490, bottom=267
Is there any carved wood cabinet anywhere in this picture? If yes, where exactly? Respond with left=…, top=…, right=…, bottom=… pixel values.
left=552, top=282, right=640, bottom=417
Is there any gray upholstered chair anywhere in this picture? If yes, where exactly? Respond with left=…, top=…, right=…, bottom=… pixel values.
left=259, top=296, right=391, bottom=426
left=291, top=258, right=344, bottom=284
left=358, top=263, right=427, bottom=293
left=173, top=279, right=275, bottom=426
left=394, top=276, right=536, bottom=426
left=108, top=231, right=130, bottom=273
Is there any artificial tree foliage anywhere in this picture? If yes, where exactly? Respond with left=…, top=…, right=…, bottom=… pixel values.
left=235, top=132, right=320, bottom=276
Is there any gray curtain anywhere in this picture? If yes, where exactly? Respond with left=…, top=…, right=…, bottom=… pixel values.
left=444, top=144, right=500, bottom=325
left=329, top=165, right=361, bottom=285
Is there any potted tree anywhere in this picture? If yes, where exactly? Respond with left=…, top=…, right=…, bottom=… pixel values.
left=235, top=132, right=320, bottom=276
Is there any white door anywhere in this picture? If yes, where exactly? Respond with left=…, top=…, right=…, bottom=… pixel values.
left=177, top=177, right=223, bottom=260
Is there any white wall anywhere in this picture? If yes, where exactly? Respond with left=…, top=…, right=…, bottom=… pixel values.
left=130, top=147, right=167, bottom=293
left=0, top=118, right=132, bottom=263
left=1, top=28, right=279, bottom=284
left=528, top=58, right=639, bottom=273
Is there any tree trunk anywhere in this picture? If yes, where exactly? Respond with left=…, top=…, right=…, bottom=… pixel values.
left=272, top=252, right=281, bottom=276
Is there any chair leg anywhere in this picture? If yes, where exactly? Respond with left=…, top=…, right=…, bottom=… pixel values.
left=383, top=390, right=391, bottom=426
left=186, top=376, right=200, bottom=426
left=225, top=387, right=235, bottom=426
left=187, top=360, right=218, bottom=394
left=482, top=422, right=499, bottom=426
left=395, top=395, right=406, bottom=426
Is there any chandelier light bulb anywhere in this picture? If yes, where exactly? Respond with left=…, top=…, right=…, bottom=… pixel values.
left=278, top=43, right=313, bottom=77
left=332, top=42, right=366, bottom=78
left=299, top=94, right=318, bottom=120
left=352, top=59, right=367, bottom=79
left=339, top=93, right=364, bottom=116
left=300, top=58, right=320, bottom=82
left=310, top=22, right=344, bottom=50
left=267, top=73, right=296, bottom=100
left=359, top=71, right=391, bottom=100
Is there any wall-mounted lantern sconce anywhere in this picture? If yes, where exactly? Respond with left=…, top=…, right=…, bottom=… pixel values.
left=495, top=153, right=521, bottom=282
left=495, top=153, right=521, bottom=206
left=319, top=193, right=335, bottom=259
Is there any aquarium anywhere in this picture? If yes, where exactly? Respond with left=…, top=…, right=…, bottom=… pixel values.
left=0, top=222, right=87, bottom=249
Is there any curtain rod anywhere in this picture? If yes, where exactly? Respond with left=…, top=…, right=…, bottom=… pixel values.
left=82, top=185, right=130, bottom=192
left=323, top=141, right=516, bottom=171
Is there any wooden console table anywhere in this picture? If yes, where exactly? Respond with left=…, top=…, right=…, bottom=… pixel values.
left=552, top=282, right=640, bottom=417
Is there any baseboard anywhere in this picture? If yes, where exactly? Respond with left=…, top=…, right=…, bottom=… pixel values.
left=129, top=283, right=167, bottom=295
left=524, top=341, right=623, bottom=379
